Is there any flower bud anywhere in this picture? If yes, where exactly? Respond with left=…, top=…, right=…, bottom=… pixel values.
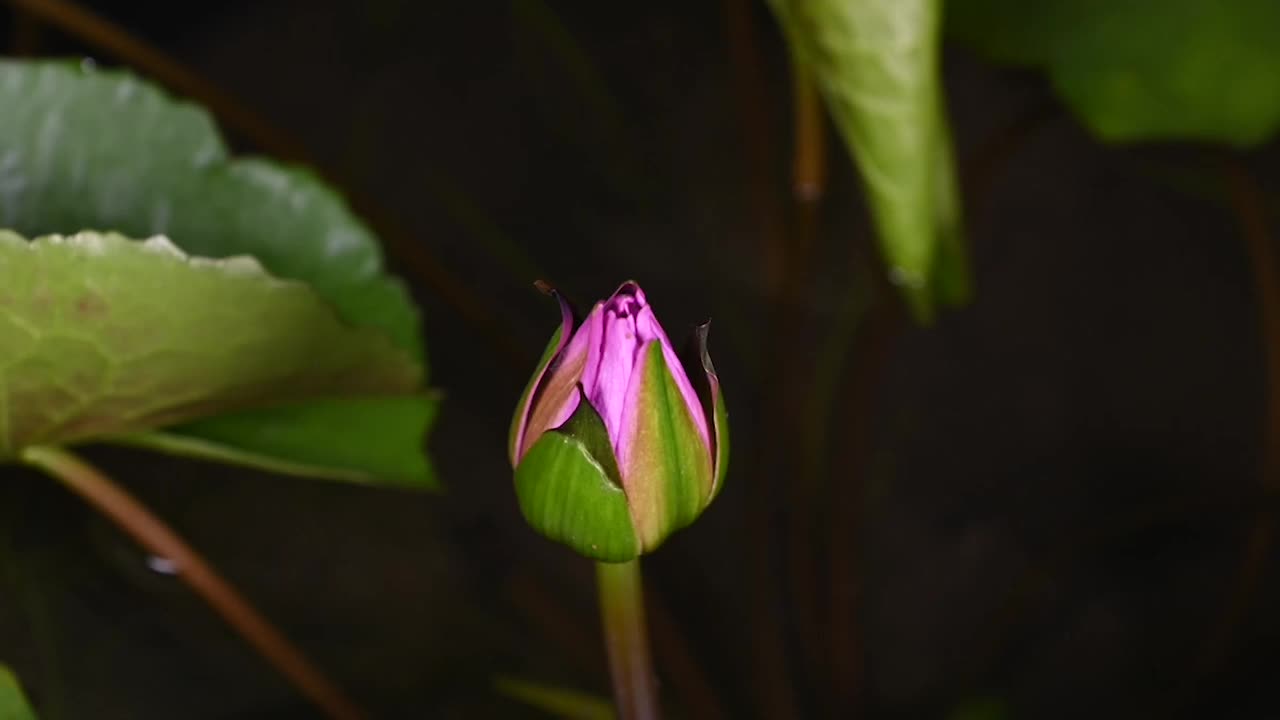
left=509, top=281, right=728, bottom=562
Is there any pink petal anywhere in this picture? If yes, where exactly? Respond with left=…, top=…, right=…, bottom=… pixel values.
left=517, top=303, right=596, bottom=461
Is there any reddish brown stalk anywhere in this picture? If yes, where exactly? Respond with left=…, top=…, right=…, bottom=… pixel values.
left=785, top=59, right=830, bottom=711
left=722, top=0, right=801, bottom=716
left=21, top=446, right=366, bottom=720
left=791, top=67, right=828, bottom=209
left=828, top=290, right=900, bottom=720
left=7, top=0, right=305, bottom=159
left=825, top=97, right=1057, bottom=720
left=1201, top=160, right=1280, bottom=675
left=8, top=0, right=530, bottom=371
left=8, top=2, right=41, bottom=55
left=723, top=0, right=788, bottom=299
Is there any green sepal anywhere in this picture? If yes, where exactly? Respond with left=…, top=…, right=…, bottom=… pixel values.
left=509, top=325, right=564, bottom=466
left=623, top=341, right=714, bottom=553
left=514, top=392, right=639, bottom=562
left=684, top=322, right=730, bottom=502
left=709, top=369, right=730, bottom=504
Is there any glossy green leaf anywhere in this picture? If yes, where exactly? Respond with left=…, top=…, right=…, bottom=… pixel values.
left=514, top=398, right=638, bottom=562
left=494, top=675, right=614, bottom=720
left=119, top=394, right=440, bottom=487
left=0, top=60, right=432, bottom=483
left=0, top=231, right=419, bottom=457
left=0, top=665, right=38, bottom=720
left=769, top=0, right=968, bottom=320
left=947, top=0, right=1280, bottom=146
left=0, top=61, right=419, bottom=353
left=621, top=342, right=713, bottom=552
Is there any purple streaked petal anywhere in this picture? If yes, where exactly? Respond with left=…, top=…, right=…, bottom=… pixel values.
left=614, top=338, right=659, bottom=521
left=584, top=295, right=646, bottom=447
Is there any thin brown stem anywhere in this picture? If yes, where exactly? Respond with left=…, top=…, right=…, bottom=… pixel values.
left=1201, top=160, right=1280, bottom=675
left=828, top=289, right=900, bottom=720
left=20, top=446, right=366, bottom=720
left=8, top=2, right=41, bottom=55
left=596, top=559, right=659, bottom=720
left=7, top=0, right=305, bottom=160
left=785, top=58, right=829, bottom=713
left=791, top=65, right=827, bottom=208
left=722, top=0, right=801, bottom=716
left=723, top=0, right=787, bottom=299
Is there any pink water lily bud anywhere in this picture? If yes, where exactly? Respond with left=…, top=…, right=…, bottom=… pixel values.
left=509, top=281, right=729, bottom=562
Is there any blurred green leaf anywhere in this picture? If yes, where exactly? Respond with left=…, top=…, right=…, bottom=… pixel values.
left=123, top=394, right=440, bottom=487
left=494, top=676, right=614, bottom=720
left=948, top=0, right=1280, bottom=146
left=0, top=665, right=38, bottom=720
left=769, top=0, right=968, bottom=321
left=0, top=60, right=435, bottom=485
left=0, top=231, right=421, bottom=456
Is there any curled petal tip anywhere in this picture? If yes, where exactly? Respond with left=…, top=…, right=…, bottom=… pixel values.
left=533, top=280, right=579, bottom=327
left=509, top=282, right=584, bottom=465
left=610, top=280, right=646, bottom=303
left=694, top=321, right=717, bottom=376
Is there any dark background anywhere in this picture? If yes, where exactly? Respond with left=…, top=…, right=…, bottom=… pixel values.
left=1, top=1, right=1277, bottom=718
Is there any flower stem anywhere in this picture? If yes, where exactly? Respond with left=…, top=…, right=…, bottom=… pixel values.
left=596, top=559, right=659, bottom=720
left=20, top=446, right=366, bottom=720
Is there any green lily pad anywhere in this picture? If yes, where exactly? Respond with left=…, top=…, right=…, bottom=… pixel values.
left=0, top=665, right=39, bottom=720
left=947, top=0, right=1280, bottom=146
left=0, top=231, right=419, bottom=461
left=0, top=60, right=434, bottom=483
left=769, top=0, right=969, bottom=320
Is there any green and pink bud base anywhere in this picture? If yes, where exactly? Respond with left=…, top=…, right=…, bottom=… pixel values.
left=509, top=281, right=729, bottom=562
